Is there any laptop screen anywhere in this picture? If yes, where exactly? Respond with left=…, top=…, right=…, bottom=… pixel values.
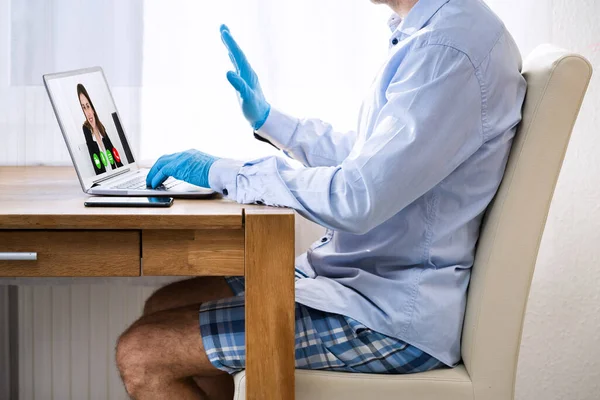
left=44, top=67, right=136, bottom=190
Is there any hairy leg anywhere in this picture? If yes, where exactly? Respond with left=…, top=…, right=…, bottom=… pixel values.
left=116, top=304, right=235, bottom=400
left=143, top=276, right=235, bottom=315
left=120, top=277, right=236, bottom=399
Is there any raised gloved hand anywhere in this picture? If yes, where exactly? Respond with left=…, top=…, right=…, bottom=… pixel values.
left=146, top=149, right=219, bottom=189
left=220, top=24, right=271, bottom=130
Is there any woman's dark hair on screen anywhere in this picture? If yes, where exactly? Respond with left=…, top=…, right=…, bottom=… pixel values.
left=77, top=83, right=107, bottom=138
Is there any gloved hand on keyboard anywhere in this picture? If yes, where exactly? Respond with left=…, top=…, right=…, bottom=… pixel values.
left=220, top=24, right=271, bottom=130
left=146, top=149, right=219, bottom=189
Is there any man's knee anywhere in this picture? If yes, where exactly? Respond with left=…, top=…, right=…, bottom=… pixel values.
left=143, top=293, right=158, bottom=315
left=116, top=324, right=160, bottom=396
left=142, top=284, right=175, bottom=315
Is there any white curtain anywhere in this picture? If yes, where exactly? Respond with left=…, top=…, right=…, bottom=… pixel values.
left=0, top=0, right=391, bottom=167
left=0, top=0, right=143, bottom=166
left=10, top=0, right=143, bottom=86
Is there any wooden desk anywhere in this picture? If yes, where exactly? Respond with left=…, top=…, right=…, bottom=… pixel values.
left=0, top=166, right=295, bottom=400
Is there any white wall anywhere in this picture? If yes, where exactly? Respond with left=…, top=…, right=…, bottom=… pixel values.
left=483, top=1, right=600, bottom=399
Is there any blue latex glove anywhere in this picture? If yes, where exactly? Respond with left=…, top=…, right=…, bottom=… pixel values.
left=146, top=149, right=219, bottom=189
left=220, top=24, right=271, bottom=130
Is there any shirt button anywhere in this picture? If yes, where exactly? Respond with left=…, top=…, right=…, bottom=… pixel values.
left=321, top=237, right=328, bottom=243
left=222, top=188, right=228, bottom=196
left=391, top=38, right=399, bottom=45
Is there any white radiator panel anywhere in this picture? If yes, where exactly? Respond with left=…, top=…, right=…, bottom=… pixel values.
left=19, top=287, right=33, bottom=400
left=0, top=286, right=10, bottom=400
left=51, top=286, right=70, bottom=400
left=17, top=284, right=158, bottom=400
left=32, top=287, right=52, bottom=399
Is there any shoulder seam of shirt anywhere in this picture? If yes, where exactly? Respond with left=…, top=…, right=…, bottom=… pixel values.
left=412, top=40, right=476, bottom=70
left=415, top=23, right=505, bottom=68
left=411, top=40, right=487, bottom=143
left=420, top=28, right=507, bottom=140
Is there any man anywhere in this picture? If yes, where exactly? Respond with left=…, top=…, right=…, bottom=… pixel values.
left=116, top=0, right=526, bottom=398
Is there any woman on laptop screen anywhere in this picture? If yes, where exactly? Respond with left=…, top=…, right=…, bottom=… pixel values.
left=77, top=83, right=124, bottom=175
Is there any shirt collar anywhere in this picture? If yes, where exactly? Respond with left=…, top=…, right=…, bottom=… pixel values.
left=389, top=0, right=451, bottom=36
left=387, top=13, right=402, bottom=32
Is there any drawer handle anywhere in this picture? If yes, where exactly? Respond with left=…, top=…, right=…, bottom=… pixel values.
left=0, top=252, right=38, bottom=261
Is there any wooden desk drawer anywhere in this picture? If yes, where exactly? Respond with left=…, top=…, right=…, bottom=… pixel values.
left=0, top=231, right=140, bottom=277
left=142, top=229, right=244, bottom=276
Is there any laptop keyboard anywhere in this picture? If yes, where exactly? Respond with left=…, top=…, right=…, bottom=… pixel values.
left=112, top=176, right=183, bottom=190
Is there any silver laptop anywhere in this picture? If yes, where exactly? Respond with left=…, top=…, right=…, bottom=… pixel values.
left=43, top=67, right=215, bottom=197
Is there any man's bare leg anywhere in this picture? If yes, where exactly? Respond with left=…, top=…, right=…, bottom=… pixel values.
left=117, top=304, right=234, bottom=400
left=118, top=277, right=237, bottom=399
left=144, top=276, right=236, bottom=397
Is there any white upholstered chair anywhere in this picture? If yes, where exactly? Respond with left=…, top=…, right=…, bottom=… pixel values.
left=233, top=44, right=593, bottom=400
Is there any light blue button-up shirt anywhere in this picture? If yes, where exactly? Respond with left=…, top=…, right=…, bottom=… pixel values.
left=209, top=0, right=526, bottom=366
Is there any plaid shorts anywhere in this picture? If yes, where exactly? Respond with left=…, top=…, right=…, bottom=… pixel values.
left=199, top=275, right=445, bottom=374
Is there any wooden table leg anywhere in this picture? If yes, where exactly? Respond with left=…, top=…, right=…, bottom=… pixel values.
left=245, top=210, right=295, bottom=400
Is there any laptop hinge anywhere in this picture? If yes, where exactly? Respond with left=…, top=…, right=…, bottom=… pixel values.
left=91, top=167, right=131, bottom=187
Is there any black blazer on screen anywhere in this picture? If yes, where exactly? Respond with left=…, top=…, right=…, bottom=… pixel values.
left=82, top=125, right=124, bottom=175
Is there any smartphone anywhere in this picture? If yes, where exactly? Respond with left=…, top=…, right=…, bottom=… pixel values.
left=84, top=196, right=174, bottom=208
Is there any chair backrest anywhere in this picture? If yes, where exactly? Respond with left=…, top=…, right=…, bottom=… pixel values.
left=461, top=45, right=592, bottom=399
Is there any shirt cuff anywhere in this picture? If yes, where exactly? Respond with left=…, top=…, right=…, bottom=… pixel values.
left=255, top=108, right=300, bottom=151
left=208, top=158, right=244, bottom=199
